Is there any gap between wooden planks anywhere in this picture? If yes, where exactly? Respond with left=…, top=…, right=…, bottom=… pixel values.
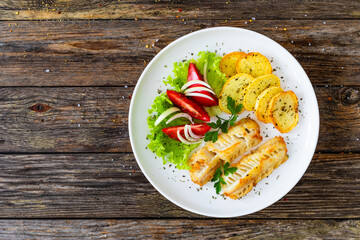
left=0, top=20, right=358, bottom=86
left=0, top=153, right=358, bottom=219
left=0, top=0, right=359, bottom=20
left=0, top=219, right=358, bottom=239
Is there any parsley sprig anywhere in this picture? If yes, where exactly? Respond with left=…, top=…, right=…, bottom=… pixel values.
left=204, top=96, right=243, bottom=143
left=211, top=162, right=238, bottom=194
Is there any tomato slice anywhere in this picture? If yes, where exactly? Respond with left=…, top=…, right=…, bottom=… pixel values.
left=162, top=123, right=211, bottom=141
left=187, top=63, right=218, bottom=107
left=187, top=62, right=204, bottom=81
left=167, top=90, right=210, bottom=122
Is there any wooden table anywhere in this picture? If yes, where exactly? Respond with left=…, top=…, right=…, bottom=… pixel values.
left=0, top=1, right=359, bottom=239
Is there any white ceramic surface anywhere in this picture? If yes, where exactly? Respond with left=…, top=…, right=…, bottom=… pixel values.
left=129, top=27, right=319, bottom=217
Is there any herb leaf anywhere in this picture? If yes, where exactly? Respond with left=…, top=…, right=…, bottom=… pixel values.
left=211, top=162, right=238, bottom=194
left=220, top=121, right=229, bottom=133
left=214, top=181, right=221, bottom=194
left=211, top=168, right=222, bottom=182
left=207, top=122, right=219, bottom=129
left=219, top=177, right=226, bottom=185
left=223, top=162, right=238, bottom=176
left=204, top=131, right=218, bottom=143
left=229, top=115, right=238, bottom=127
left=205, top=96, right=243, bottom=143
left=227, top=96, right=236, bottom=115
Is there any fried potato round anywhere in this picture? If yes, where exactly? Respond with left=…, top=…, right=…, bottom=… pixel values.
left=236, top=52, right=272, bottom=78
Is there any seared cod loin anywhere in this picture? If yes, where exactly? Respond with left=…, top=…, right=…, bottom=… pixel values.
left=222, top=136, right=288, bottom=199
left=188, top=118, right=262, bottom=186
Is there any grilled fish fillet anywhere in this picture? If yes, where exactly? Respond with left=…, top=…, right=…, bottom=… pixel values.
left=222, top=136, right=288, bottom=199
left=188, top=118, right=262, bottom=186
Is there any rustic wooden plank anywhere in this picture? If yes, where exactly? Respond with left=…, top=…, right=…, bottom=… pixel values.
left=0, top=0, right=358, bottom=20
left=0, top=219, right=358, bottom=239
left=0, top=20, right=359, bottom=86
left=0, top=153, right=358, bottom=218
left=0, top=86, right=358, bottom=153
left=0, top=87, right=131, bottom=153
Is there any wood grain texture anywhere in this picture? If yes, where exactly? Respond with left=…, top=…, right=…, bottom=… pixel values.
left=0, top=86, right=358, bottom=153
left=0, top=20, right=359, bottom=86
left=0, top=219, right=358, bottom=239
left=0, top=87, right=131, bottom=153
left=0, top=0, right=359, bottom=20
left=0, top=153, right=358, bottom=218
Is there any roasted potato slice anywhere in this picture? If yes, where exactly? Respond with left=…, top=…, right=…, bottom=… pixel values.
left=220, top=52, right=247, bottom=77
left=243, top=74, right=281, bottom=111
left=219, top=73, right=254, bottom=114
left=236, top=52, right=272, bottom=78
left=255, top=86, right=284, bottom=123
left=269, top=91, right=299, bottom=133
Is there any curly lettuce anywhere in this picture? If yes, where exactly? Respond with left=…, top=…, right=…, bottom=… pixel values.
left=147, top=51, right=227, bottom=169
left=147, top=93, right=197, bottom=170
left=195, top=51, right=227, bottom=96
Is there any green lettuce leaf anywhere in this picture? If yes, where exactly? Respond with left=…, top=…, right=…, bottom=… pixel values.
left=164, top=61, right=189, bottom=92
left=148, top=51, right=227, bottom=169
left=147, top=93, right=198, bottom=170
left=195, top=51, right=227, bottom=96
left=164, top=51, right=227, bottom=96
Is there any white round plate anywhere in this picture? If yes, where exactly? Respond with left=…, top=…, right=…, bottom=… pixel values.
left=129, top=27, right=319, bottom=217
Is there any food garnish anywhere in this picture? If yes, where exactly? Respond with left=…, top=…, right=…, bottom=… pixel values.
left=184, top=63, right=218, bottom=106
left=147, top=93, right=198, bottom=170
left=165, top=112, right=194, bottom=125
left=211, top=162, right=238, bottom=194
left=162, top=123, right=211, bottom=143
left=154, top=107, right=181, bottom=126
left=167, top=90, right=210, bottom=122
left=204, top=96, right=243, bottom=143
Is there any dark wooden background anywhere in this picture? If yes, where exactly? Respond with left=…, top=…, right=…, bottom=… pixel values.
left=0, top=0, right=359, bottom=239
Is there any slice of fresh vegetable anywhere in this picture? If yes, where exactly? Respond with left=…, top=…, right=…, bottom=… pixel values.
left=167, top=90, right=210, bottom=122
left=162, top=123, right=211, bottom=142
left=188, top=62, right=204, bottom=81
left=154, top=107, right=180, bottom=126
left=186, top=125, right=202, bottom=139
left=177, top=130, right=201, bottom=144
left=181, top=80, right=212, bottom=91
left=185, top=92, right=214, bottom=101
left=203, top=61, right=209, bottom=84
left=184, top=125, right=201, bottom=142
left=184, top=86, right=216, bottom=95
left=186, top=63, right=218, bottom=107
left=166, top=113, right=193, bottom=125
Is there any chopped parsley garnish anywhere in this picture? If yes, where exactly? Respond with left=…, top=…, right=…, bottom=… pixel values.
left=204, top=96, right=243, bottom=143
left=211, top=162, right=238, bottom=194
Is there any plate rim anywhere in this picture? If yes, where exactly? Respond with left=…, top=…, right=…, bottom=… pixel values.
left=129, top=26, right=320, bottom=217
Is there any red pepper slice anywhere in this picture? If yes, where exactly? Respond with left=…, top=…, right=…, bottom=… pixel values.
left=187, top=62, right=218, bottom=107
left=167, top=90, right=210, bottom=122
left=162, top=123, right=211, bottom=141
